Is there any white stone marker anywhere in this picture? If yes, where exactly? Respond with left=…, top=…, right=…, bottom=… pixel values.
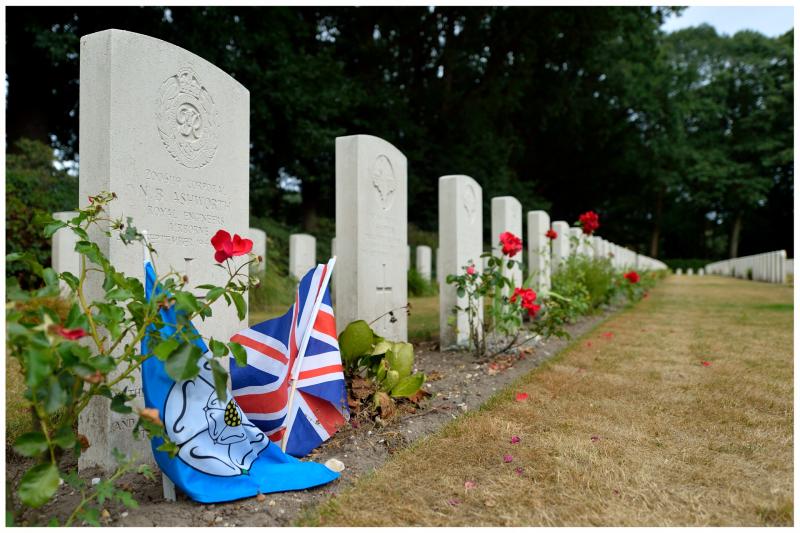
left=78, top=29, right=249, bottom=473
left=52, top=211, right=81, bottom=292
left=249, top=228, right=266, bottom=273
left=335, top=135, right=408, bottom=341
left=416, top=245, right=432, bottom=281
left=676, top=268, right=683, bottom=275
left=491, top=196, right=523, bottom=289
left=439, top=175, right=483, bottom=349
left=526, top=210, right=551, bottom=294
left=289, top=233, right=316, bottom=280
left=550, top=221, right=570, bottom=271
left=687, top=268, right=694, bottom=276
left=436, top=247, right=441, bottom=286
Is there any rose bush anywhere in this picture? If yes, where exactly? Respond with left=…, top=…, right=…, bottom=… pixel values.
left=6, top=192, right=258, bottom=525
left=578, top=210, right=600, bottom=235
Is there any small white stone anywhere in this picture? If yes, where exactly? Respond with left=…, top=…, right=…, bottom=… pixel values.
left=324, top=458, right=345, bottom=472
left=91, top=478, right=101, bottom=486
left=121, top=512, right=129, bottom=518
left=58, top=478, right=64, bottom=486
left=268, top=500, right=276, bottom=506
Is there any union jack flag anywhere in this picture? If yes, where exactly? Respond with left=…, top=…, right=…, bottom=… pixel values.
left=229, top=259, right=349, bottom=457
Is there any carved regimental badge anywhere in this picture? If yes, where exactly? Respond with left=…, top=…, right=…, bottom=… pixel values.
left=371, top=154, right=397, bottom=211
left=156, top=66, right=219, bottom=169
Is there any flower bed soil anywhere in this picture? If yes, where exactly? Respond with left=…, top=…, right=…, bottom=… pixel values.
left=9, top=307, right=617, bottom=527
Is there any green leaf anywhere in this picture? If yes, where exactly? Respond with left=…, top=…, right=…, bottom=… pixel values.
left=390, top=373, right=425, bottom=398
left=77, top=507, right=100, bottom=527
left=13, top=432, right=49, bottom=457
left=110, top=392, right=133, bottom=414
left=209, top=359, right=228, bottom=403
left=371, top=339, right=392, bottom=356
left=457, top=287, right=466, bottom=298
left=156, top=439, right=179, bottom=458
left=228, top=342, right=247, bottom=367
left=152, top=338, right=180, bottom=361
left=115, top=490, right=139, bottom=509
left=43, top=220, right=66, bottom=239
left=95, top=479, right=114, bottom=505
left=75, top=241, right=105, bottom=267
left=164, top=343, right=202, bottom=381
left=209, top=338, right=228, bottom=357
left=44, top=376, right=68, bottom=414
left=381, top=369, right=400, bottom=392
left=230, top=292, right=247, bottom=321
left=206, top=287, right=225, bottom=301
left=42, top=268, right=59, bottom=288
left=174, top=292, right=200, bottom=314
left=386, top=342, right=414, bottom=378
left=18, top=463, right=60, bottom=508
left=339, top=320, right=374, bottom=363
left=60, top=271, right=79, bottom=292
left=52, top=426, right=76, bottom=450
left=24, top=348, right=52, bottom=388
left=105, top=287, right=133, bottom=301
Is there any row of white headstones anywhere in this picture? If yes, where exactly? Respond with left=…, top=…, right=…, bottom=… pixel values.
left=46, top=29, right=668, bottom=497
left=705, top=250, right=789, bottom=283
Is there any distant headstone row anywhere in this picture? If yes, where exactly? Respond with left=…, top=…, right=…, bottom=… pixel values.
left=705, top=251, right=788, bottom=284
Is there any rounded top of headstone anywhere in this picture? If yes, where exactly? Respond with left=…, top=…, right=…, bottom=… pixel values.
left=80, top=29, right=248, bottom=95
left=335, top=134, right=406, bottom=162
left=491, top=196, right=521, bottom=208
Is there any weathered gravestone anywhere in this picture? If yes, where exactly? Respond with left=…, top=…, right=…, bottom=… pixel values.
left=289, top=233, right=316, bottom=280
left=439, top=175, right=483, bottom=349
left=78, top=29, right=249, bottom=472
left=550, top=221, right=570, bottom=271
left=491, top=197, right=523, bottom=289
left=52, top=211, right=81, bottom=292
left=249, top=227, right=267, bottom=273
left=569, top=227, right=583, bottom=257
left=526, top=210, right=551, bottom=294
left=335, top=135, right=408, bottom=341
left=416, top=245, right=432, bottom=281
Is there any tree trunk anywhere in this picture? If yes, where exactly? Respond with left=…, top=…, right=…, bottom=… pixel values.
left=729, top=212, right=743, bottom=258
left=649, top=187, right=664, bottom=257
left=301, top=180, right=320, bottom=233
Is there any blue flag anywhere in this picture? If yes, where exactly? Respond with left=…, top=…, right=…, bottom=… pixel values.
left=141, top=259, right=338, bottom=503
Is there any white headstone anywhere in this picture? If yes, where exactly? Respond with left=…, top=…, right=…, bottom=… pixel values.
left=550, top=221, right=570, bottom=271
left=289, top=233, right=316, bottom=280
left=491, top=196, right=523, bottom=289
left=526, top=210, right=551, bottom=294
left=436, top=247, right=441, bottom=286
left=416, top=245, right=432, bottom=281
left=676, top=268, right=682, bottom=275
left=248, top=228, right=266, bottom=273
left=687, top=268, right=694, bottom=276
left=78, top=29, right=249, bottom=472
left=569, top=227, right=583, bottom=257
left=335, top=135, right=408, bottom=341
left=439, top=175, right=482, bottom=349
left=52, top=211, right=81, bottom=292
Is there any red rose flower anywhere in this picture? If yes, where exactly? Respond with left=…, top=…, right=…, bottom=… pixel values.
left=55, top=326, right=88, bottom=340
left=211, top=230, right=253, bottom=263
left=545, top=229, right=558, bottom=240
left=466, top=265, right=476, bottom=276
left=578, top=211, right=600, bottom=235
left=510, top=287, right=539, bottom=317
left=499, top=232, right=523, bottom=258
left=623, top=271, right=640, bottom=284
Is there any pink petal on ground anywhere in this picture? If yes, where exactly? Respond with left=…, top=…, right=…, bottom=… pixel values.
left=503, top=454, right=514, bottom=463
left=515, top=392, right=529, bottom=402
left=464, top=480, right=477, bottom=490
left=701, top=361, right=712, bottom=367
left=510, top=436, right=521, bottom=444
left=590, top=435, right=601, bottom=442
left=514, top=467, right=524, bottom=476
left=447, top=498, right=461, bottom=506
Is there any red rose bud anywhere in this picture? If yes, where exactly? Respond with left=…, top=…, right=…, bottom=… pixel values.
left=499, top=232, right=523, bottom=257
left=56, top=326, right=88, bottom=340
left=466, top=265, right=476, bottom=276
left=578, top=211, right=600, bottom=235
left=545, top=229, right=558, bottom=240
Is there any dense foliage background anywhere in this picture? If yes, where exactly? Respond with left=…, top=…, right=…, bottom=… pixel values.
left=6, top=6, right=794, bottom=267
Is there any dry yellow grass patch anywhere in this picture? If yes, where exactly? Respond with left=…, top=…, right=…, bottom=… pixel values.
left=304, top=276, right=793, bottom=526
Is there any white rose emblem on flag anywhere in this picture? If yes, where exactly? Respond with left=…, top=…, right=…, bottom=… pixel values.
left=164, top=362, right=268, bottom=476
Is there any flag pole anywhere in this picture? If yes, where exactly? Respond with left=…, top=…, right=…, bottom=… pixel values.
left=280, top=256, right=337, bottom=452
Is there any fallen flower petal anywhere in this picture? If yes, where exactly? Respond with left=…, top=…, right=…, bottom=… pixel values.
left=701, top=361, right=712, bottom=367
left=510, top=436, right=521, bottom=444
left=464, top=480, right=477, bottom=490
left=590, top=435, right=601, bottom=442
left=447, top=498, right=461, bottom=506
left=601, top=332, right=614, bottom=339
left=514, top=467, right=524, bottom=476
left=503, top=454, right=514, bottom=463
left=55, top=326, right=88, bottom=340
left=515, top=392, right=529, bottom=402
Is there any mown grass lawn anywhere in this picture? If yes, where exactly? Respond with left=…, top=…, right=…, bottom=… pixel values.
left=301, top=276, right=793, bottom=526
